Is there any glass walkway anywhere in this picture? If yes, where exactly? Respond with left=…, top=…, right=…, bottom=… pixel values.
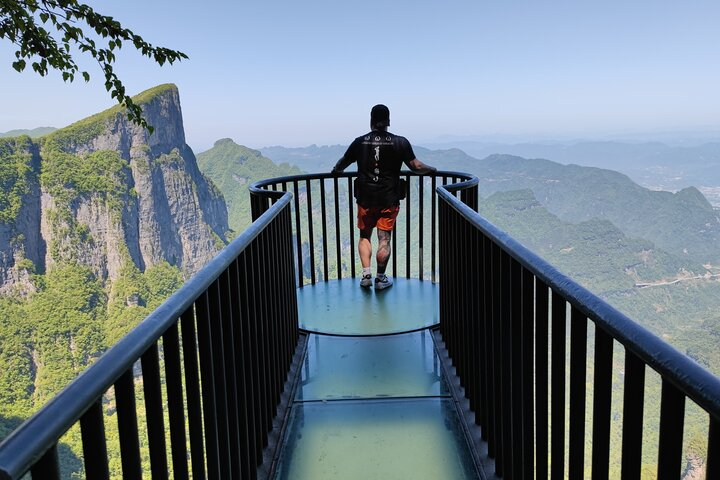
left=272, top=278, right=482, bottom=479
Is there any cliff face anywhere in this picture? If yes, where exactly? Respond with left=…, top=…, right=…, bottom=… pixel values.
left=0, top=84, right=229, bottom=293
left=0, top=137, right=44, bottom=293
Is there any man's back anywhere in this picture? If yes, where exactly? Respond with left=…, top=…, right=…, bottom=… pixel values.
left=344, top=130, right=415, bottom=207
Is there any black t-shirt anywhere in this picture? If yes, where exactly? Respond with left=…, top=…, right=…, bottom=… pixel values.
left=335, top=130, right=416, bottom=207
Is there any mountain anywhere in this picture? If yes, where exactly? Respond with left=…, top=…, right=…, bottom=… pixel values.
left=256, top=144, right=479, bottom=176
left=422, top=140, right=720, bottom=206
left=471, top=154, right=720, bottom=265
left=478, top=189, right=702, bottom=295
left=259, top=144, right=346, bottom=174
left=0, top=85, right=231, bottom=469
left=0, top=127, right=57, bottom=138
left=198, top=139, right=301, bottom=232
left=0, top=84, right=229, bottom=295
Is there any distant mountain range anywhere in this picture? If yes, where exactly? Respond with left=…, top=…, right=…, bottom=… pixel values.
left=0, top=127, right=56, bottom=138
left=258, top=145, right=720, bottom=266
left=260, top=140, right=720, bottom=208
left=422, top=140, right=720, bottom=206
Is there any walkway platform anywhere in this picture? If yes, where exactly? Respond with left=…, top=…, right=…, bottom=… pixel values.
left=271, top=279, right=482, bottom=479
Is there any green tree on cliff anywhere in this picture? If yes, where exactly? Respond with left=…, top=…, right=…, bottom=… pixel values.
left=0, top=0, right=187, bottom=132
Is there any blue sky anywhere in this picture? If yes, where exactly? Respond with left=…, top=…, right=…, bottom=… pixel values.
left=2, top=0, right=720, bottom=151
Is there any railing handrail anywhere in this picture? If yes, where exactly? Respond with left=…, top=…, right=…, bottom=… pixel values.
left=0, top=192, right=293, bottom=479
left=249, top=169, right=477, bottom=189
left=437, top=184, right=720, bottom=421
left=249, top=170, right=478, bottom=286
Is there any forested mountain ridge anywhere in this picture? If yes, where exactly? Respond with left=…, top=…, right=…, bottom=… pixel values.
left=0, top=84, right=230, bottom=295
left=0, top=127, right=56, bottom=139
left=0, top=85, right=231, bottom=474
left=198, top=139, right=301, bottom=232
left=475, top=154, right=720, bottom=264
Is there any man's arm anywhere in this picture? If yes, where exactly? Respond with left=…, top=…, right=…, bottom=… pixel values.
left=332, top=140, right=358, bottom=174
left=331, top=155, right=354, bottom=174
left=407, top=158, right=437, bottom=175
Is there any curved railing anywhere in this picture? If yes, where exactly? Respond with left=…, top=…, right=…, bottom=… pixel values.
left=0, top=194, right=299, bottom=480
left=438, top=181, right=720, bottom=478
left=249, top=170, right=478, bottom=287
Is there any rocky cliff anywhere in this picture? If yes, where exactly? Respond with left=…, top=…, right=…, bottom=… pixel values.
left=0, top=84, right=229, bottom=294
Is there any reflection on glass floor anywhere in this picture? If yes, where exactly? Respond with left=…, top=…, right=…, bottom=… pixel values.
left=296, top=278, right=439, bottom=336
left=274, top=399, right=478, bottom=480
left=274, top=328, right=481, bottom=479
left=297, top=332, right=449, bottom=400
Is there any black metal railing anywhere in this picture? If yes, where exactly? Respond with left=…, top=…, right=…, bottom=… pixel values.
left=0, top=190, right=299, bottom=480
left=4, top=166, right=718, bottom=480
left=250, top=171, right=476, bottom=287
left=438, top=181, right=720, bottom=479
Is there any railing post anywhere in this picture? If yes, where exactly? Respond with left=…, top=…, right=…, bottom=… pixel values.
left=621, top=350, right=645, bottom=479
left=708, top=415, right=719, bottom=479
left=521, top=267, right=535, bottom=479
left=181, top=307, right=206, bottom=480
left=481, top=235, right=494, bottom=446
left=163, top=322, right=190, bottom=480
left=491, top=242, right=504, bottom=471
left=30, top=445, right=60, bottom=480
left=80, top=400, right=110, bottom=480
left=657, top=379, right=686, bottom=479
left=591, top=326, right=613, bottom=479
left=115, top=369, right=142, bottom=479
left=141, top=343, right=169, bottom=479
left=551, top=293, right=566, bottom=480
left=568, top=307, right=587, bottom=478
left=535, top=279, right=549, bottom=479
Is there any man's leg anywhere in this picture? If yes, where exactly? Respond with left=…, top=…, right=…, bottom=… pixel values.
left=358, top=228, right=374, bottom=287
left=359, top=228, right=373, bottom=269
left=376, top=229, right=392, bottom=275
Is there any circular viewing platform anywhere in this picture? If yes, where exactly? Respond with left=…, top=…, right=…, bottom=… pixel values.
left=296, top=278, right=439, bottom=336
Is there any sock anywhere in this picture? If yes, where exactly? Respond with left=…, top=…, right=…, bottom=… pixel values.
left=362, top=267, right=371, bottom=277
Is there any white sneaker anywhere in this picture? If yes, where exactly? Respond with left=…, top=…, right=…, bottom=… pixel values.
left=374, top=274, right=393, bottom=290
left=360, top=274, right=373, bottom=288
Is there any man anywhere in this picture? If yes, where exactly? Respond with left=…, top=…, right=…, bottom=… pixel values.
left=332, top=104, right=436, bottom=289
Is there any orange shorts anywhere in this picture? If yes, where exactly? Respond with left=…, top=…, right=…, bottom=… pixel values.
left=357, top=204, right=400, bottom=231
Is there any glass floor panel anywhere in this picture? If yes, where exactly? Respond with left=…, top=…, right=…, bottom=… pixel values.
left=297, top=332, right=449, bottom=401
left=297, top=278, right=439, bottom=335
left=273, top=399, right=479, bottom=480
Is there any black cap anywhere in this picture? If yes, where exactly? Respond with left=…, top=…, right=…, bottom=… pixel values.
left=370, top=104, right=390, bottom=128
